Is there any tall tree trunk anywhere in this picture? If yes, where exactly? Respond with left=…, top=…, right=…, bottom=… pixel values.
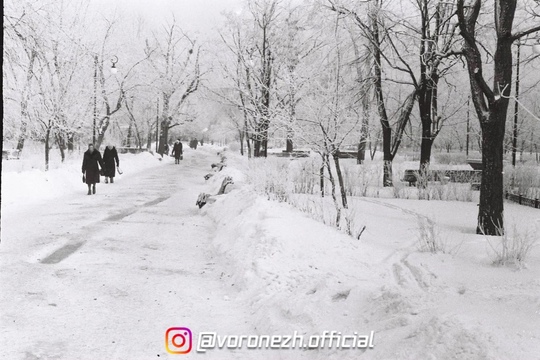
left=350, top=29, right=370, bottom=165
left=239, top=129, right=244, bottom=156
left=418, top=136, right=433, bottom=187
left=246, top=132, right=252, bottom=158
left=146, top=119, right=153, bottom=149
left=95, top=116, right=110, bottom=150
left=159, top=121, right=169, bottom=155
left=418, top=84, right=434, bottom=188
left=126, top=122, right=133, bottom=147
left=261, top=126, right=269, bottom=158
left=333, top=152, right=348, bottom=209
left=381, top=135, right=393, bottom=186
left=286, top=86, right=296, bottom=153
left=369, top=131, right=379, bottom=160
left=455, top=0, right=530, bottom=235
left=418, top=72, right=441, bottom=188
left=253, top=132, right=261, bottom=158
left=286, top=136, right=293, bottom=153
left=17, top=49, right=37, bottom=152
left=357, top=125, right=367, bottom=164
left=44, top=122, right=51, bottom=171
left=383, top=160, right=393, bottom=187
left=320, top=158, right=325, bottom=197
left=371, top=1, right=393, bottom=187
left=324, top=153, right=341, bottom=226
left=67, top=132, right=75, bottom=152
left=477, top=118, right=504, bottom=234
left=55, top=132, right=66, bottom=162
left=158, top=93, right=171, bottom=155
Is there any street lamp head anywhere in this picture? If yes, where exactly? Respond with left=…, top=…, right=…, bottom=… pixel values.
left=110, top=55, right=119, bottom=74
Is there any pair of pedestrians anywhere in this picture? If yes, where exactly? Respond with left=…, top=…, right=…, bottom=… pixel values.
left=82, top=144, right=120, bottom=195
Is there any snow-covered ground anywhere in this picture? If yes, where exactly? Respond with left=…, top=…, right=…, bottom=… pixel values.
left=1, top=147, right=255, bottom=360
left=1, top=145, right=539, bottom=359
left=202, top=148, right=540, bottom=359
left=1, top=148, right=170, bottom=210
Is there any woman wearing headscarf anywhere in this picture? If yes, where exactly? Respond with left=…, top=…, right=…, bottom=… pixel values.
left=103, top=144, right=120, bottom=183
left=82, top=144, right=104, bottom=195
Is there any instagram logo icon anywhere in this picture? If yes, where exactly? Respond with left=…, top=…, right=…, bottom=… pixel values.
left=165, top=327, right=192, bottom=354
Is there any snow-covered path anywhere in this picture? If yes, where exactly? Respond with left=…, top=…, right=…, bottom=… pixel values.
left=0, top=150, right=251, bottom=360
left=2, top=148, right=540, bottom=360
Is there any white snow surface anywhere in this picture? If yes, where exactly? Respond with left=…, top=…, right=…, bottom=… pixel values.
left=1, top=145, right=539, bottom=359
left=1, top=149, right=169, bottom=210
left=204, top=148, right=540, bottom=360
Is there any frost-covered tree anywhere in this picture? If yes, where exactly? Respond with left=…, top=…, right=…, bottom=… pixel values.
left=144, top=18, right=201, bottom=155
left=456, top=0, right=540, bottom=235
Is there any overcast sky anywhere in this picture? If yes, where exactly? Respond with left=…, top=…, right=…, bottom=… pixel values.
left=91, top=0, right=244, bottom=38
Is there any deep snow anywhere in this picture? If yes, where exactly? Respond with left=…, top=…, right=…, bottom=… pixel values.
left=1, top=146, right=539, bottom=359
left=202, top=148, right=540, bottom=360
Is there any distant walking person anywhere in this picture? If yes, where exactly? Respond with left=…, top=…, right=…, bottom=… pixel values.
left=82, top=144, right=103, bottom=195
left=103, top=145, right=120, bottom=184
left=171, top=139, right=183, bottom=164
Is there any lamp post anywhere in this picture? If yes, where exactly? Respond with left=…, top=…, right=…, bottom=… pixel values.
left=156, top=97, right=159, bottom=153
left=466, top=96, right=470, bottom=157
left=111, top=55, right=119, bottom=74
left=93, top=55, right=98, bottom=145
left=512, top=41, right=520, bottom=167
left=93, top=55, right=119, bottom=145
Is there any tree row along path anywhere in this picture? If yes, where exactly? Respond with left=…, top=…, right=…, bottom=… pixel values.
left=0, top=150, right=252, bottom=360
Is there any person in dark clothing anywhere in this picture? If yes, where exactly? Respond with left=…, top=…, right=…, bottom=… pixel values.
left=103, top=145, right=120, bottom=184
left=82, top=144, right=104, bottom=195
left=170, top=139, right=183, bottom=164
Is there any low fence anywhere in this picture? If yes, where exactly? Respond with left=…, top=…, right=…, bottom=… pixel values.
left=269, top=150, right=311, bottom=159
left=505, top=191, right=540, bottom=209
left=402, top=169, right=481, bottom=186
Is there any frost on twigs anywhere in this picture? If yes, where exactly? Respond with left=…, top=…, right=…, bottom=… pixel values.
left=484, top=224, right=537, bottom=268
left=416, top=217, right=448, bottom=254
left=342, top=207, right=367, bottom=240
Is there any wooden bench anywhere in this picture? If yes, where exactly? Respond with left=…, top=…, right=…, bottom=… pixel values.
left=402, top=170, right=418, bottom=186
left=467, top=159, right=482, bottom=170
left=2, top=149, right=20, bottom=160
left=336, top=150, right=357, bottom=159
left=271, top=150, right=311, bottom=158
left=401, top=169, right=481, bottom=187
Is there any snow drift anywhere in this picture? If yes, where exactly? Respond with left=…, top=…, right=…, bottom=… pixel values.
left=201, top=150, right=540, bottom=360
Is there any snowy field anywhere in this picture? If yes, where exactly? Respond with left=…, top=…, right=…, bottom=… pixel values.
left=1, top=145, right=539, bottom=359
left=204, top=148, right=540, bottom=359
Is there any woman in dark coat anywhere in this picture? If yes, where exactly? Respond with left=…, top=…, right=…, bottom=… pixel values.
left=103, top=145, right=120, bottom=184
left=170, top=139, right=183, bottom=164
left=82, top=144, right=104, bottom=195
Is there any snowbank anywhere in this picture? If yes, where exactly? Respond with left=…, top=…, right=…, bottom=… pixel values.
left=201, top=152, right=540, bottom=360
left=1, top=151, right=171, bottom=210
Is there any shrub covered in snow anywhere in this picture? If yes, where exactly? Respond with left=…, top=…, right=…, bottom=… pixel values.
left=485, top=225, right=538, bottom=267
